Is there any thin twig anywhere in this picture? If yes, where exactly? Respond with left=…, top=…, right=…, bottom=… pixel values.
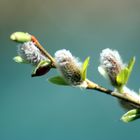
left=85, top=79, right=140, bottom=108
left=31, top=36, right=55, bottom=67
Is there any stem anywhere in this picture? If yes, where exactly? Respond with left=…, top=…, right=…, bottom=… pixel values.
left=85, top=79, right=140, bottom=108
left=31, top=36, right=55, bottom=67
left=36, top=41, right=55, bottom=63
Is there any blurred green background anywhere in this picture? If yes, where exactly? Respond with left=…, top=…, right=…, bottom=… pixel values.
left=1, top=0, right=140, bottom=140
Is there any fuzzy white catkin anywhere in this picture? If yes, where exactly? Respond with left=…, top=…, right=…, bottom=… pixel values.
left=98, top=48, right=140, bottom=110
left=18, top=41, right=48, bottom=66
left=117, top=86, right=140, bottom=110
left=54, top=49, right=84, bottom=86
left=98, top=48, right=125, bottom=86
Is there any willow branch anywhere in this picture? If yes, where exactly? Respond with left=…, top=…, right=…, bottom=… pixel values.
left=33, top=37, right=140, bottom=109
left=47, top=56, right=140, bottom=108
left=31, top=36, right=56, bottom=67
left=85, top=79, right=140, bottom=108
left=11, top=32, right=140, bottom=110
left=39, top=47, right=140, bottom=109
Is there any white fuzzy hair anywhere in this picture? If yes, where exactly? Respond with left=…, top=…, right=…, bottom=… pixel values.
left=55, top=49, right=82, bottom=67
left=98, top=48, right=125, bottom=86
left=55, top=49, right=85, bottom=86
left=18, top=41, right=48, bottom=66
left=118, top=86, right=140, bottom=110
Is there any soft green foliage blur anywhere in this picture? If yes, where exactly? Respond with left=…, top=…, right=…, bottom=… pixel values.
left=121, top=109, right=140, bottom=123
left=1, top=0, right=140, bottom=140
left=13, top=56, right=27, bottom=63
left=48, top=76, right=69, bottom=86
left=10, top=32, right=32, bottom=43
left=116, top=57, right=135, bottom=87
left=116, top=57, right=135, bottom=91
left=81, top=57, right=90, bottom=80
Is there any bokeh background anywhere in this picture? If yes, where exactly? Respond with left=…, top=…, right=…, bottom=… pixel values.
left=1, top=0, right=140, bottom=140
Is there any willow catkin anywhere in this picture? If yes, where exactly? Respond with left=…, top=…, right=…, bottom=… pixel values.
left=99, top=48, right=125, bottom=86
left=99, top=48, right=140, bottom=110
left=54, top=49, right=83, bottom=86
left=18, top=41, right=48, bottom=66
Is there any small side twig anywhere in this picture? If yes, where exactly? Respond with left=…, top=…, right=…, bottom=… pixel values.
left=31, top=35, right=56, bottom=67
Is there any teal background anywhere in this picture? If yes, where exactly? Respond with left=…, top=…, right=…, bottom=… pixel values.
left=1, top=0, right=140, bottom=140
